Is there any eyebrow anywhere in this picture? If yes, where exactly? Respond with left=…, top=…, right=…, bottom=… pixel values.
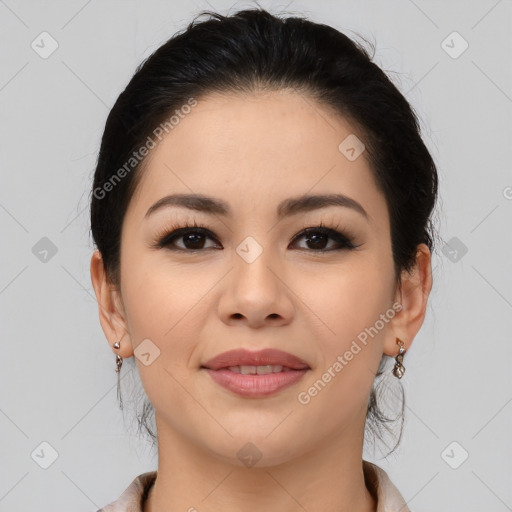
left=144, top=193, right=369, bottom=222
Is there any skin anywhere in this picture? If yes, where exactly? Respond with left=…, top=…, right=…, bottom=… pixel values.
left=90, top=89, right=432, bottom=512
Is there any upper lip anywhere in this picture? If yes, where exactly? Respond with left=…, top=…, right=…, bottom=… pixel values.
left=201, top=348, right=310, bottom=371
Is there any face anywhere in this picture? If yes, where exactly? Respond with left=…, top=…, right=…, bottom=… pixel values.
left=109, top=90, right=403, bottom=466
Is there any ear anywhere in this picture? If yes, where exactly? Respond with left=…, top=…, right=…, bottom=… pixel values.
left=383, top=243, right=433, bottom=357
left=90, top=249, right=134, bottom=359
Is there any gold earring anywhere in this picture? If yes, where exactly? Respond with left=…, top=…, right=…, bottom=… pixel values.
left=392, top=338, right=406, bottom=379
left=113, top=341, right=123, bottom=410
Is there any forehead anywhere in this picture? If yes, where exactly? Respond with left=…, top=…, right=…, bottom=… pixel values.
left=127, top=90, right=388, bottom=227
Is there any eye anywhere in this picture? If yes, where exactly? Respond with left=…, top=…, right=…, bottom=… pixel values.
left=154, top=221, right=220, bottom=251
left=153, top=220, right=361, bottom=252
left=289, top=225, right=359, bottom=252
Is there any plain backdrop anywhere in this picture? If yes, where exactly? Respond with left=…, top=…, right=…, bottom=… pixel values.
left=0, top=0, right=511, bottom=511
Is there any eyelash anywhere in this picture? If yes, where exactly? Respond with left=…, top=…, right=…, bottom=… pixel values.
left=152, top=219, right=361, bottom=253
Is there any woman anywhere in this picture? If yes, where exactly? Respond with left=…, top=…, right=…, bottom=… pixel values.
left=90, top=7, right=438, bottom=511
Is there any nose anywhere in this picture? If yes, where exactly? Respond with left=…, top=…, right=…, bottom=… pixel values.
left=217, top=243, right=295, bottom=328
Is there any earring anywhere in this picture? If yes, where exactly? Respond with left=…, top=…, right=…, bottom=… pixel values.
left=392, top=338, right=406, bottom=379
left=113, top=341, right=123, bottom=410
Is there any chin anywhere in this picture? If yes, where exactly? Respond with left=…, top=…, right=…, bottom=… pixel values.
left=202, top=430, right=308, bottom=469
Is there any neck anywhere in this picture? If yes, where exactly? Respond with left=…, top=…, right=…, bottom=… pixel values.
left=144, top=417, right=376, bottom=512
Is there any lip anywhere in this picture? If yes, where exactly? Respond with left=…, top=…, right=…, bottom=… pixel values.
left=202, top=368, right=309, bottom=397
left=201, top=348, right=310, bottom=398
left=201, top=348, right=310, bottom=371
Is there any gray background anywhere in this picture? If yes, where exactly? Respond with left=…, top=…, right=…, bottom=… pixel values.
left=1, top=0, right=511, bottom=511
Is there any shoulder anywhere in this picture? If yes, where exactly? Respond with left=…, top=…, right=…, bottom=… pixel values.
left=96, top=471, right=157, bottom=512
left=363, top=460, right=411, bottom=512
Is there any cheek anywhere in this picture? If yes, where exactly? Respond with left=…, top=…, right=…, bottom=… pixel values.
left=119, top=260, right=209, bottom=413
left=295, top=270, right=388, bottom=431
left=297, top=259, right=391, bottom=346
left=120, top=249, right=207, bottom=368
left=294, top=259, right=392, bottom=411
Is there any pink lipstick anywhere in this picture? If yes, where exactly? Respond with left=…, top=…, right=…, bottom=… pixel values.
left=201, top=348, right=310, bottom=398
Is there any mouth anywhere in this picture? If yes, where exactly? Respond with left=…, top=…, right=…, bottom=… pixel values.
left=201, top=348, right=310, bottom=398
left=220, top=364, right=300, bottom=374
left=201, top=347, right=310, bottom=371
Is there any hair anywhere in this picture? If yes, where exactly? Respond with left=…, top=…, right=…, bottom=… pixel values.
left=89, top=7, right=440, bottom=458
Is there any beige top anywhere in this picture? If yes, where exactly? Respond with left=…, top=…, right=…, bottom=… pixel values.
left=97, top=460, right=411, bottom=512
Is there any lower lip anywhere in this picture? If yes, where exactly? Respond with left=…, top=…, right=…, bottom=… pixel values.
left=202, top=368, right=309, bottom=397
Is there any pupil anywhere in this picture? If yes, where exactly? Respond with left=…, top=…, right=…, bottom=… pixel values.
left=185, top=233, right=204, bottom=249
left=307, top=233, right=326, bottom=249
